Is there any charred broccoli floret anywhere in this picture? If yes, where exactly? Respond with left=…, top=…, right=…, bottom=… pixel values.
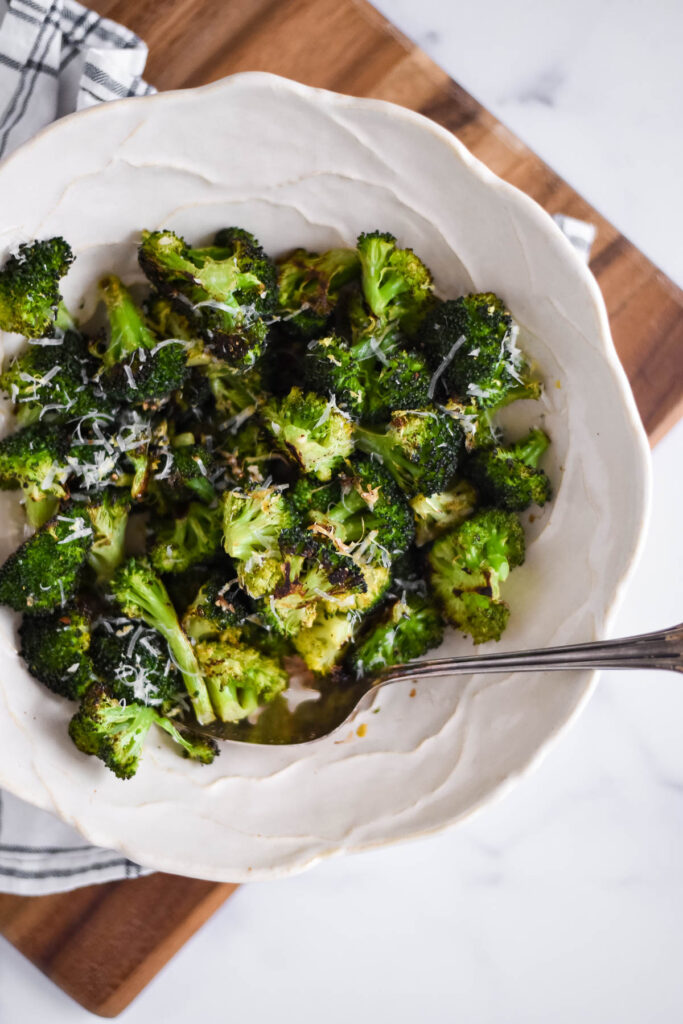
left=68, top=683, right=217, bottom=779
left=410, top=480, right=477, bottom=546
left=355, top=408, right=463, bottom=497
left=0, top=506, right=92, bottom=613
left=262, top=387, right=354, bottom=480
left=465, top=428, right=551, bottom=511
left=221, top=484, right=294, bottom=564
left=356, top=231, right=434, bottom=334
left=428, top=509, right=525, bottom=644
left=0, top=422, right=70, bottom=527
left=19, top=606, right=94, bottom=699
left=195, top=640, right=287, bottom=723
left=110, top=557, right=215, bottom=725
left=181, top=573, right=251, bottom=643
left=89, top=619, right=181, bottom=708
left=151, top=441, right=216, bottom=506
left=149, top=502, right=221, bottom=574
left=0, top=237, right=73, bottom=337
left=350, top=592, right=444, bottom=678
left=276, top=247, right=360, bottom=338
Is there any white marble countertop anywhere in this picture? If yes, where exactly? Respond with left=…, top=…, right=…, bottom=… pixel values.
left=1, top=1, right=682, bottom=1021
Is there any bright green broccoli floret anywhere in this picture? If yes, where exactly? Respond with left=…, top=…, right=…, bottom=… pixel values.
left=428, top=509, right=525, bottom=644
left=410, top=479, right=478, bottom=546
left=356, top=231, right=434, bottom=334
left=355, top=408, right=463, bottom=497
left=465, top=428, right=552, bottom=511
left=19, top=605, right=94, bottom=699
left=350, top=592, right=444, bottom=678
left=222, top=484, right=294, bottom=563
left=90, top=619, right=181, bottom=708
left=419, top=294, right=540, bottom=408
left=262, top=387, right=354, bottom=480
left=110, top=557, right=215, bottom=725
left=0, top=422, right=70, bottom=527
left=85, top=490, right=130, bottom=581
left=195, top=640, right=287, bottom=723
left=138, top=228, right=276, bottom=371
left=181, top=573, right=251, bottom=643
left=68, top=683, right=218, bottom=779
left=0, top=237, right=73, bottom=337
left=276, top=247, right=360, bottom=338
left=0, top=505, right=92, bottom=613
left=149, top=502, right=221, bottom=574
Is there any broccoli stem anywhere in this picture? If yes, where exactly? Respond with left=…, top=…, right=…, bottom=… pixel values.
left=99, top=275, right=157, bottom=368
left=25, top=494, right=59, bottom=530
left=512, top=428, right=550, bottom=468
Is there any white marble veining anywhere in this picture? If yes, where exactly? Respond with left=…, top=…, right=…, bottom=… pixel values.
left=1, top=0, right=682, bottom=1020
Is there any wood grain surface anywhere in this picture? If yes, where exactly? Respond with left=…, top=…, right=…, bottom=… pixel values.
left=0, top=0, right=680, bottom=1017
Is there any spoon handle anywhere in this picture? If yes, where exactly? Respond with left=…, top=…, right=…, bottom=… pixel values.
left=375, top=623, right=683, bottom=685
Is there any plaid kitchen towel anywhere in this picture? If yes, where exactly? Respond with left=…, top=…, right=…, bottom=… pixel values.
left=0, top=0, right=597, bottom=896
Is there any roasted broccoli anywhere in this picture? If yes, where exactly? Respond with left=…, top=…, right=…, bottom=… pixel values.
left=110, top=557, right=215, bottom=725
left=69, top=683, right=217, bottom=779
left=0, top=237, right=73, bottom=337
left=89, top=619, right=181, bottom=708
left=0, top=505, right=92, bottom=613
left=19, top=605, right=94, bottom=699
left=465, top=428, right=552, bottom=511
left=195, top=640, right=287, bottom=723
left=0, top=422, right=70, bottom=527
left=410, top=479, right=478, bottom=546
left=149, top=502, right=221, bottom=574
left=276, top=247, right=360, bottom=338
left=262, top=387, right=354, bottom=480
left=356, top=231, right=434, bottom=334
left=181, top=573, right=251, bottom=643
left=85, top=490, right=131, bottom=581
left=350, top=592, right=444, bottom=678
left=428, top=509, right=525, bottom=644
left=221, top=484, right=294, bottom=564
left=292, top=608, right=358, bottom=675
left=151, top=441, right=216, bottom=506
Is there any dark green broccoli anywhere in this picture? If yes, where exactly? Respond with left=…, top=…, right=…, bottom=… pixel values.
left=149, top=502, right=221, bottom=574
left=465, top=428, right=552, bottom=511
left=442, top=398, right=497, bottom=452
left=350, top=592, right=444, bottom=678
left=419, top=294, right=540, bottom=407
left=428, top=509, right=525, bottom=644
left=276, top=247, right=360, bottom=338
left=356, top=231, right=434, bottom=334
left=138, top=228, right=276, bottom=371
left=85, top=490, right=130, bottom=581
left=110, top=557, right=215, bottom=725
left=96, top=276, right=187, bottom=403
left=201, top=360, right=263, bottom=424
left=0, top=505, right=92, bottom=613
left=68, top=683, right=218, bottom=779
left=0, top=237, right=74, bottom=337
left=215, top=420, right=280, bottom=488
left=144, top=291, right=198, bottom=342
left=195, top=640, right=287, bottom=723
left=151, top=441, right=216, bottom=505
left=0, top=422, right=70, bottom=527
left=262, top=387, right=354, bottom=480
left=410, top=479, right=478, bottom=546
left=221, top=483, right=294, bottom=564
left=355, top=407, right=463, bottom=497
left=181, top=573, right=251, bottom=643
left=19, top=606, right=94, bottom=699
left=89, top=619, right=181, bottom=708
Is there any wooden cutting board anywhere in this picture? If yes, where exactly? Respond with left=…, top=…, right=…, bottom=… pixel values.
left=0, top=0, right=681, bottom=1017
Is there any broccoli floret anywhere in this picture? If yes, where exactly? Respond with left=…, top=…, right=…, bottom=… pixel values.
left=151, top=442, right=216, bottom=505
left=368, top=348, right=432, bottom=422
left=110, top=557, right=215, bottom=725
left=85, top=490, right=130, bottom=581
left=262, top=387, right=354, bottom=481
left=195, top=640, right=287, bottom=723
left=419, top=295, right=540, bottom=407
left=222, top=484, right=294, bottom=563
left=276, top=247, right=360, bottom=338
left=90, top=619, right=181, bottom=708
left=144, top=291, right=198, bottom=343
left=0, top=422, right=70, bottom=527
left=428, top=509, right=525, bottom=644
left=237, top=555, right=285, bottom=599
left=216, top=420, right=280, bottom=488
left=356, top=231, right=434, bottom=334
left=350, top=592, right=444, bottom=678
left=355, top=408, right=463, bottom=497
left=203, top=361, right=263, bottom=425
left=302, top=458, right=414, bottom=565
left=181, top=573, right=251, bottom=643
left=0, top=505, right=92, bottom=613
left=149, top=502, right=221, bottom=574
left=0, top=237, right=73, bottom=337
left=292, top=609, right=358, bottom=675
left=138, top=228, right=275, bottom=371
left=443, top=398, right=497, bottom=452
left=68, top=683, right=218, bottom=779
left=96, top=276, right=187, bottom=403
left=19, top=606, right=94, bottom=699
left=410, top=480, right=477, bottom=546
left=0, top=327, right=106, bottom=426
left=465, top=428, right=552, bottom=511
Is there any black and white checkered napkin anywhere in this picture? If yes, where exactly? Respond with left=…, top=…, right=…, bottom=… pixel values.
left=0, top=0, right=597, bottom=896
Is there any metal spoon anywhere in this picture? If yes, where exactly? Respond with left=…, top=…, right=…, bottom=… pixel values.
left=206, top=623, right=683, bottom=746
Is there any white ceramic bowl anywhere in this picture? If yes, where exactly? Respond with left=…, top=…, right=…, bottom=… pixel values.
left=0, top=73, right=650, bottom=881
